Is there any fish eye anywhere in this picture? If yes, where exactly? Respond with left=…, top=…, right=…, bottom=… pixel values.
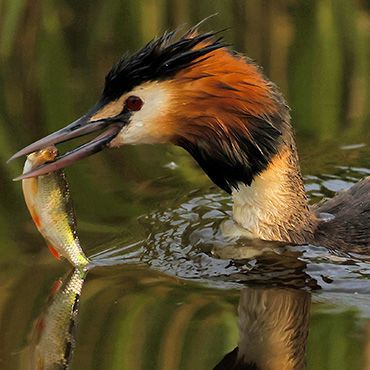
left=125, top=95, right=143, bottom=111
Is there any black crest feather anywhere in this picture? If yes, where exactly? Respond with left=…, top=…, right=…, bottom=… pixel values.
left=103, top=29, right=225, bottom=99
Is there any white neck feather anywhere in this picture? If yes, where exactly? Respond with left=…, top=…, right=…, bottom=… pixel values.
left=230, top=150, right=316, bottom=244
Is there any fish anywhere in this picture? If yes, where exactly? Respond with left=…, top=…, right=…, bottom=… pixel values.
left=22, top=146, right=90, bottom=267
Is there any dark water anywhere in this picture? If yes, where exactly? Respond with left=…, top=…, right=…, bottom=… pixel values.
left=0, top=1, right=370, bottom=369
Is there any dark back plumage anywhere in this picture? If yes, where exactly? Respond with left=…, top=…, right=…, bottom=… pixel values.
left=314, top=177, right=370, bottom=251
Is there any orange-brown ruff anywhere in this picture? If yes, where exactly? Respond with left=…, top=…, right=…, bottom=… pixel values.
left=165, top=41, right=319, bottom=245
left=12, top=27, right=370, bottom=251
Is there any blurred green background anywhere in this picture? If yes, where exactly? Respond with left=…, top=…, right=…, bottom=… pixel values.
left=0, top=1, right=369, bottom=369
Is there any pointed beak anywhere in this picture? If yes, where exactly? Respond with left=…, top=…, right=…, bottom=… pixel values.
left=9, top=107, right=128, bottom=180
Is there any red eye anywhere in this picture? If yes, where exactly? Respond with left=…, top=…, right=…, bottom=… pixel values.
left=125, top=95, right=143, bottom=111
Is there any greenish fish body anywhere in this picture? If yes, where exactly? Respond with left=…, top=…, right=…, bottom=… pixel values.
left=22, top=147, right=89, bottom=267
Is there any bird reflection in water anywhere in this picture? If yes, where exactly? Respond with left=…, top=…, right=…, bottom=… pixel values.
left=22, top=269, right=85, bottom=370
left=212, top=242, right=313, bottom=370
left=214, top=287, right=310, bottom=370
left=212, top=238, right=319, bottom=289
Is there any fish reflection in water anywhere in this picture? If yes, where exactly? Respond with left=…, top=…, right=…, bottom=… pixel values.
left=214, top=287, right=310, bottom=370
left=22, top=269, right=85, bottom=370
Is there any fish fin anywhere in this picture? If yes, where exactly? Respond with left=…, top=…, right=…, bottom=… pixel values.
left=34, top=317, right=45, bottom=341
left=31, top=213, right=41, bottom=228
left=50, top=279, right=63, bottom=296
left=47, top=244, right=61, bottom=260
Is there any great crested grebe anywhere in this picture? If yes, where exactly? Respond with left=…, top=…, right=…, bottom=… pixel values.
left=10, top=26, right=370, bottom=250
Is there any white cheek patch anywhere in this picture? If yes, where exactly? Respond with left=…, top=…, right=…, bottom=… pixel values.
left=109, top=82, right=172, bottom=147
left=113, top=122, right=150, bottom=146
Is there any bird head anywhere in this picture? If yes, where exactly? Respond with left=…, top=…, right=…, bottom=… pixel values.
left=11, top=26, right=290, bottom=193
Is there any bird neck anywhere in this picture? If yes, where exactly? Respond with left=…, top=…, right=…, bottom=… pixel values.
left=230, top=145, right=317, bottom=244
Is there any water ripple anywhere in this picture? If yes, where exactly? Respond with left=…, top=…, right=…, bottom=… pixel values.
left=93, top=189, right=370, bottom=294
